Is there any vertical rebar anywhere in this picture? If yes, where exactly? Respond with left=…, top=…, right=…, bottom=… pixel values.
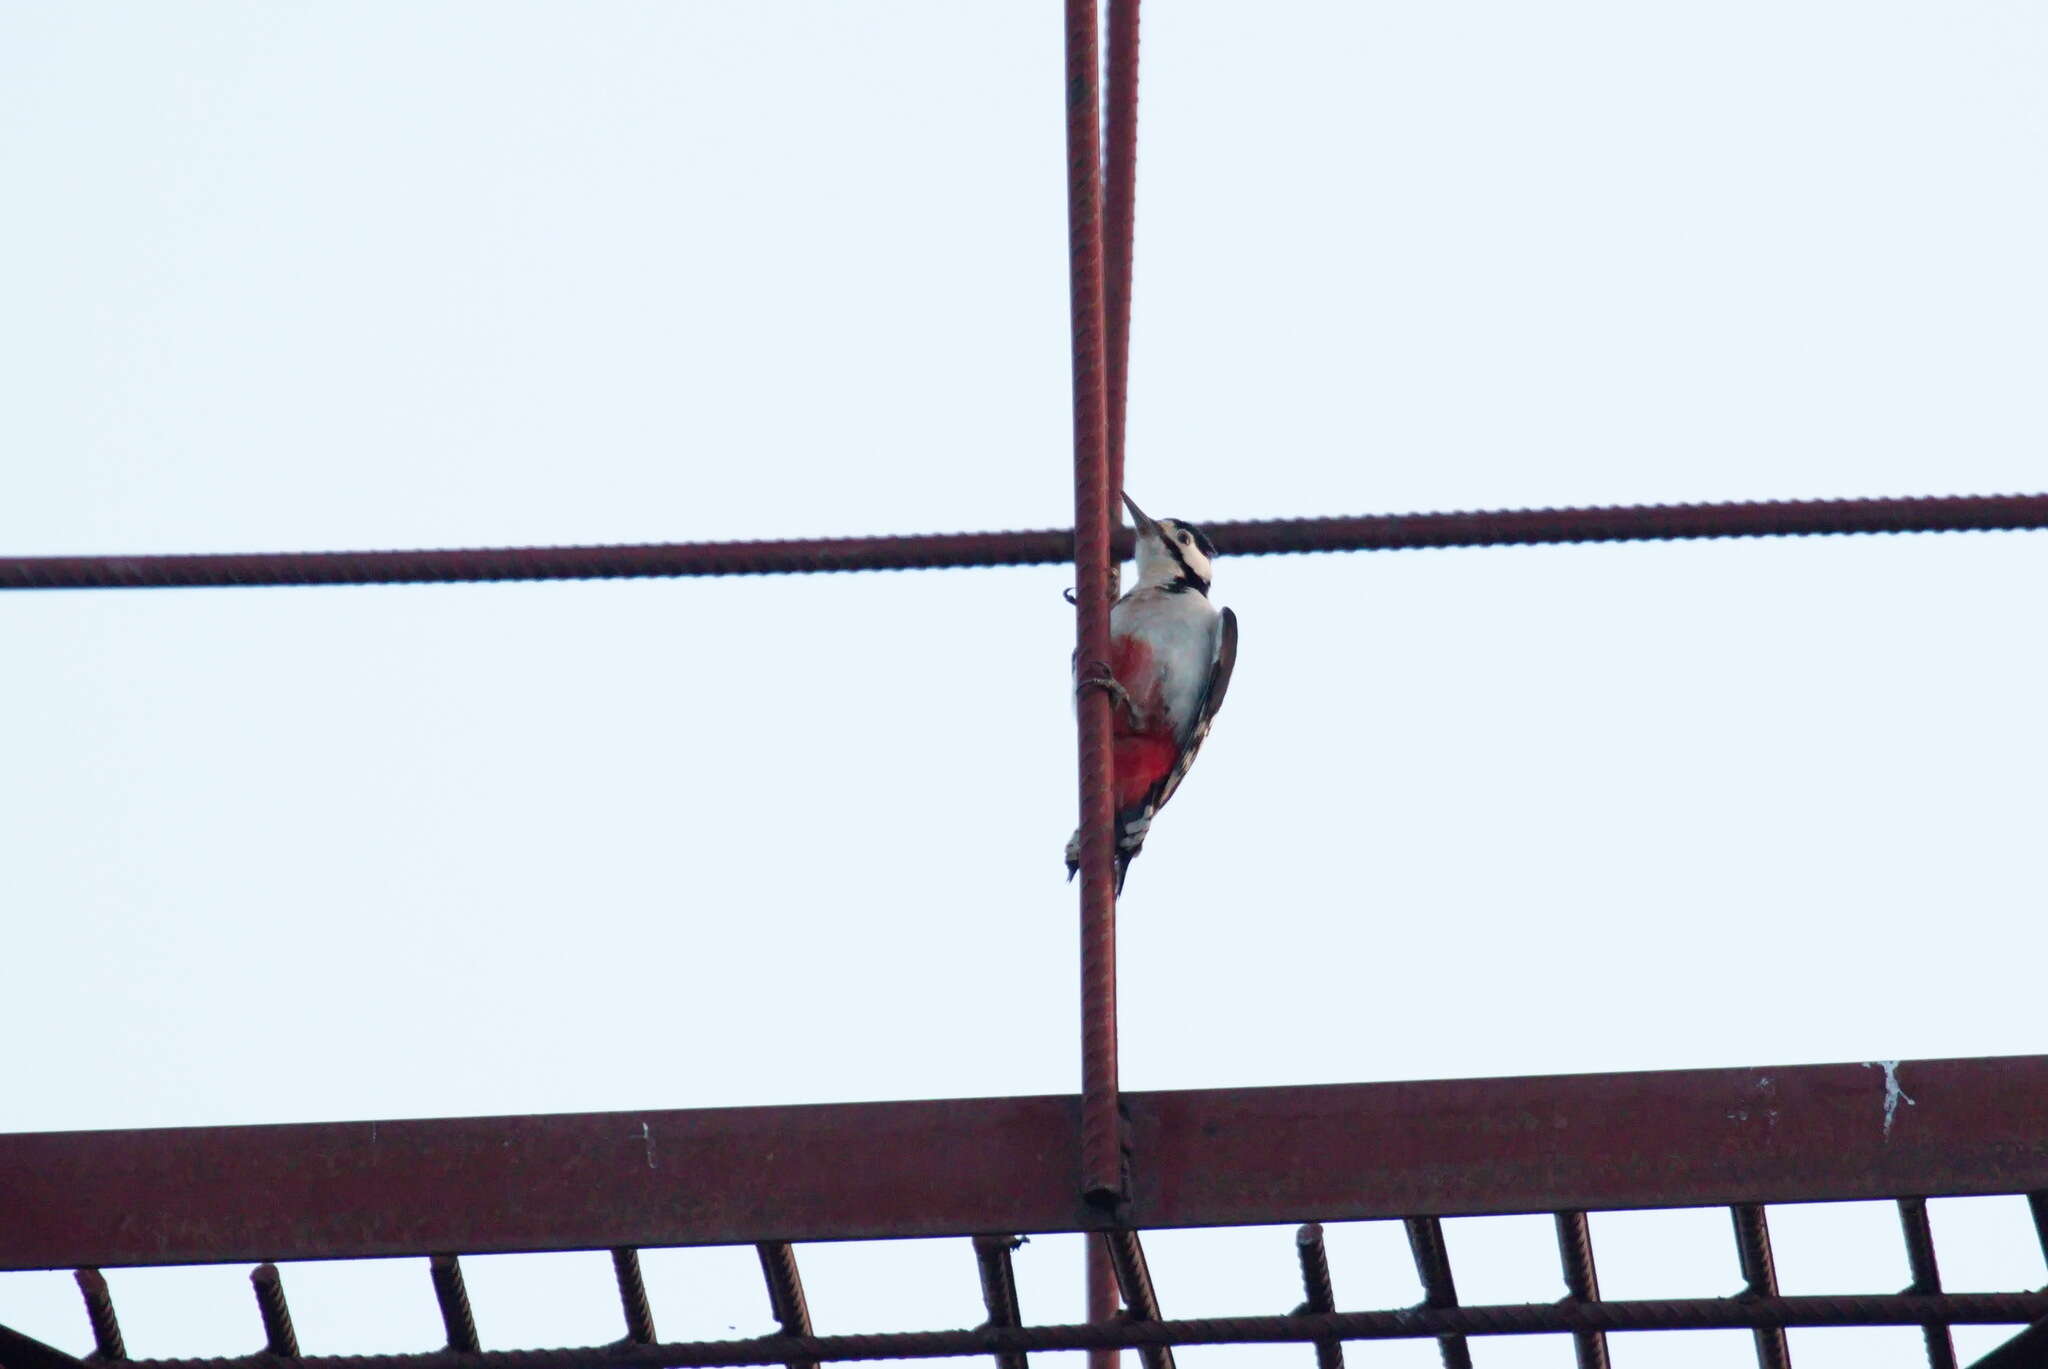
left=429, top=1254, right=481, bottom=1354
left=1102, top=0, right=1143, bottom=601
left=971, top=1235, right=1029, bottom=1369
left=74, top=1269, right=125, bottom=1361
left=1294, top=1223, right=1344, bottom=1369
left=611, top=1247, right=656, bottom=1346
left=1403, top=1217, right=1473, bottom=1369
left=755, top=1242, right=816, bottom=1369
left=1088, top=1234, right=1121, bottom=1369
left=1551, top=1211, right=1609, bottom=1369
left=249, top=1264, right=298, bottom=1357
left=1730, top=1205, right=1791, bottom=1369
left=1064, top=0, right=1123, bottom=1212
left=1897, top=1198, right=1958, bottom=1369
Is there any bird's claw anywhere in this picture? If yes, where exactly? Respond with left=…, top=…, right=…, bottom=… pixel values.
left=1075, top=663, right=1142, bottom=726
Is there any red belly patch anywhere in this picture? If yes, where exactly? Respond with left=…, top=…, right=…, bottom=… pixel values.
left=1113, top=732, right=1179, bottom=811
left=1107, top=633, right=1175, bottom=810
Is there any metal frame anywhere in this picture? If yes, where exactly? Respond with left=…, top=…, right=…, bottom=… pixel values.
left=5, top=1058, right=2048, bottom=1366
left=6, top=4, right=2047, bottom=1368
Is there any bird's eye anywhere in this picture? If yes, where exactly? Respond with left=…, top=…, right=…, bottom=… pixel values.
left=1179, top=532, right=1192, bottom=546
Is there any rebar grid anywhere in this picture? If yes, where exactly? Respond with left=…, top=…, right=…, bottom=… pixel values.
left=14, top=1106, right=2048, bottom=1368
left=20, top=1291, right=2048, bottom=1369
left=6, top=492, right=2046, bottom=590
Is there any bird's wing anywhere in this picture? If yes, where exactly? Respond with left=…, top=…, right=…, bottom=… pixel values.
left=1121, top=606, right=1238, bottom=828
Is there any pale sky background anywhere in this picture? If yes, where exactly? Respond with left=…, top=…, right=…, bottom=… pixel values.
left=4, top=3, right=2047, bottom=1367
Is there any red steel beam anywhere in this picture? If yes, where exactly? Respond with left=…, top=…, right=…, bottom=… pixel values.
left=4, top=1056, right=2047, bottom=1272
left=4, top=493, right=2045, bottom=590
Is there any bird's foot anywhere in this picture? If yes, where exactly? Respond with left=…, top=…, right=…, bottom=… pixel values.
left=1075, top=663, right=1141, bottom=727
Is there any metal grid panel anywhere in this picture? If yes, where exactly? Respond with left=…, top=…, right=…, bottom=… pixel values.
left=5, top=1058, right=2048, bottom=1366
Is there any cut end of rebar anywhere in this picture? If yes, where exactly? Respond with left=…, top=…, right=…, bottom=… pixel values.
left=1084, top=1182, right=1128, bottom=1211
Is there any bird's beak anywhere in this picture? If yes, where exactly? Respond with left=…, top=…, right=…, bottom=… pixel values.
left=1121, top=492, right=1160, bottom=539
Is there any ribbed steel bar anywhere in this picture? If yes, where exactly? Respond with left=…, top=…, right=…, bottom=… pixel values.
left=7, top=494, right=2044, bottom=591
left=1102, top=0, right=1142, bottom=563
left=428, top=1255, right=480, bottom=1354
left=1105, top=1231, right=1174, bottom=1369
left=1404, top=1217, right=1473, bottom=1369
left=1899, top=1199, right=1959, bottom=1369
left=1969, top=1316, right=2048, bottom=1369
left=754, top=1243, right=815, bottom=1369
left=611, top=1248, right=656, bottom=1346
left=250, top=1264, right=299, bottom=1357
left=970, top=1236, right=1029, bottom=1369
left=1553, top=1211, right=1609, bottom=1369
left=1088, top=1235, right=1121, bottom=1369
left=0, top=1323, right=88, bottom=1369
left=1732, top=1204, right=1792, bottom=1369
left=1293, top=1224, right=1343, bottom=1369
left=1063, top=0, right=1122, bottom=1212
left=110, top=1293, right=2048, bottom=1369
left=74, top=1268, right=126, bottom=1360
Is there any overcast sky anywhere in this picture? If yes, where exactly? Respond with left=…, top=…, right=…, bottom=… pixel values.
left=4, top=4, right=2047, bottom=1367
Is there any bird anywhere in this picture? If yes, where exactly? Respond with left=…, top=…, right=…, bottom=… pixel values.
left=1066, top=492, right=1239, bottom=894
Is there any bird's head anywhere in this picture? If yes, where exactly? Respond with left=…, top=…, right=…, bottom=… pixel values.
left=1123, top=493, right=1216, bottom=595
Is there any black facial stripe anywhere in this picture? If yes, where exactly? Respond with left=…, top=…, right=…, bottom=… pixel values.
left=1162, top=536, right=1210, bottom=595
left=1181, top=522, right=1216, bottom=559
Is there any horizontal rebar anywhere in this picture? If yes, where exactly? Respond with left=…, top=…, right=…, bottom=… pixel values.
left=4, top=493, right=2044, bottom=591
left=109, top=1293, right=2048, bottom=1369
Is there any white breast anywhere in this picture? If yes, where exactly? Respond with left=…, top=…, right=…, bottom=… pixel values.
left=1111, top=587, right=1221, bottom=740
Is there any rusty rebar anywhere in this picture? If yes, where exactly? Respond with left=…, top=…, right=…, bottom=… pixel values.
left=1293, top=1224, right=1343, bottom=1369
left=971, top=1236, right=1029, bottom=1369
left=7, top=494, right=2044, bottom=591
left=428, top=1255, right=480, bottom=1354
left=1731, top=1205, right=1791, bottom=1369
left=1404, top=1217, right=1473, bottom=1369
left=1105, top=1231, right=1173, bottom=1369
left=1970, top=1316, right=2048, bottom=1369
left=1064, top=0, right=1123, bottom=1212
left=106, top=1292, right=2048, bottom=1369
left=1089, top=1235, right=1121, bottom=1369
left=1102, top=0, right=1142, bottom=567
left=1896, top=1199, right=1957, bottom=1369
left=1553, top=1212, right=1609, bottom=1369
left=249, top=1264, right=298, bottom=1357
left=754, top=1243, right=814, bottom=1369
left=75, top=1268, right=126, bottom=1360
left=611, top=1248, right=656, bottom=1346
